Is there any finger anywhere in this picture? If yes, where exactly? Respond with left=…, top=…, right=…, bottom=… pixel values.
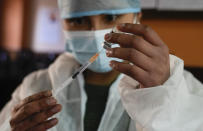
left=104, top=33, right=155, bottom=57
left=109, top=61, right=149, bottom=86
left=27, top=118, right=58, bottom=131
left=13, top=90, right=52, bottom=113
left=117, top=23, right=164, bottom=46
left=10, top=97, right=57, bottom=127
left=106, top=47, right=154, bottom=71
left=12, top=104, right=62, bottom=131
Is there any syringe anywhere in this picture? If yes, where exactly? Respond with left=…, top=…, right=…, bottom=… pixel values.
left=71, top=48, right=104, bottom=79
left=53, top=42, right=112, bottom=97
left=72, top=41, right=113, bottom=78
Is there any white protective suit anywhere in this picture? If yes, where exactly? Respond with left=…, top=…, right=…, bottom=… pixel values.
left=0, top=52, right=203, bottom=131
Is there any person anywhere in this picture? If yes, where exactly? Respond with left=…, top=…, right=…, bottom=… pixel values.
left=1, top=0, right=203, bottom=130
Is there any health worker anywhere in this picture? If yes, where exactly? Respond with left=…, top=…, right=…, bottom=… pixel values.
left=1, top=0, right=203, bottom=131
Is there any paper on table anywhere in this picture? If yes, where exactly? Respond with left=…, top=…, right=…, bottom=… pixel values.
left=157, top=0, right=203, bottom=10
left=32, top=7, right=65, bottom=53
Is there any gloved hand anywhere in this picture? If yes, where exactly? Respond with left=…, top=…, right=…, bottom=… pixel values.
left=9, top=90, right=62, bottom=131
left=105, top=23, right=170, bottom=88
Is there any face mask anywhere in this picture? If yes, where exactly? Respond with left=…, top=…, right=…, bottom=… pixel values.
left=64, top=29, right=120, bottom=73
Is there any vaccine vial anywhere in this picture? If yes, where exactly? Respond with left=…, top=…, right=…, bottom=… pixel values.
left=103, top=41, right=112, bottom=50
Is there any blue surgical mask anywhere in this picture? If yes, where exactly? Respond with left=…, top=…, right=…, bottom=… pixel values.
left=64, top=29, right=119, bottom=73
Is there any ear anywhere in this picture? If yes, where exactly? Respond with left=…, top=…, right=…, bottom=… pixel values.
left=135, top=12, right=142, bottom=24
left=138, top=12, right=142, bottom=20
left=62, top=19, right=69, bottom=30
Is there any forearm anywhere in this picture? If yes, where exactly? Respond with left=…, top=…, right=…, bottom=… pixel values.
left=119, top=55, right=203, bottom=130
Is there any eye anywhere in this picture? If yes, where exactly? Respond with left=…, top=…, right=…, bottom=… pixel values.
left=105, top=15, right=121, bottom=22
left=68, top=17, right=88, bottom=25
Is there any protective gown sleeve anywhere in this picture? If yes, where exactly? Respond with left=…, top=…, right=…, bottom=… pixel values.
left=0, top=85, right=22, bottom=131
left=0, top=53, right=77, bottom=131
left=0, top=69, right=51, bottom=131
left=119, top=55, right=203, bottom=131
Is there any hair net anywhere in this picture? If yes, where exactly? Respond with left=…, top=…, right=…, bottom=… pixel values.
left=58, top=0, right=141, bottom=19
